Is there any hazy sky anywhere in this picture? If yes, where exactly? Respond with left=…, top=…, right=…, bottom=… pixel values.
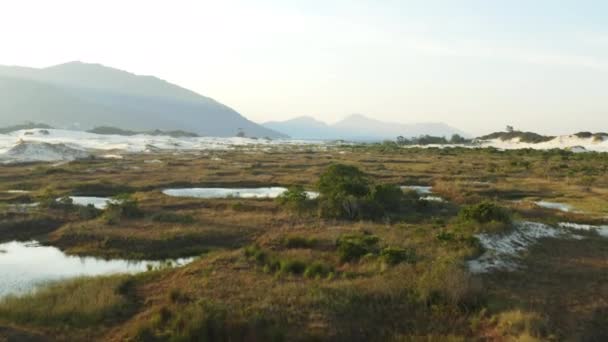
left=1, top=0, right=607, bottom=135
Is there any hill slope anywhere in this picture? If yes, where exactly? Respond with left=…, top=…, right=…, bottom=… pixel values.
left=0, top=62, right=286, bottom=138
left=263, top=114, right=467, bottom=140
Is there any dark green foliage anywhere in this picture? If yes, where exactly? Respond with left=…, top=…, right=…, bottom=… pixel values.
left=317, top=164, right=424, bottom=220
left=72, top=182, right=134, bottom=197
left=379, top=247, right=416, bottom=265
left=88, top=126, right=199, bottom=138
left=103, top=194, right=143, bottom=225
left=336, top=234, right=380, bottom=262
left=279, top=260, right=307, bottom=275
left=458, top=201, right=511, bottom=224
left=304, top=262, right=334, bottom=278
left=369, top=184, right=405, bottom=213
left=282, top=236, right=317, bottom=249
left=276, top=185, right=309, bottom=212
left=318, top=164, right=370, bottom=199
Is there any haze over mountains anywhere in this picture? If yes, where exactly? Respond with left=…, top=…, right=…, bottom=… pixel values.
left=0, top=62, right=286, bottom=138
left=263, top=114, right=467, bottom=141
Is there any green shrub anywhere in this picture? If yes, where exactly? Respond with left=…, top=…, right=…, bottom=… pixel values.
left=318, top=164, right=370, bottom=198
left=304, top=262, right=333, bottom=279
left=282, top=236, right=317, bottom=249
left=279, top=260, right=307, bottom=275
left=336, top=233, right=380, bottom=262
left=276, top=185, right=309, bottom=212
left=370, top=184, right=404, bottom=212
left=458, top=201, right=511, bottom=224
left=317, top=164, right=371, bottom=219
left=103, top=194, right=142, bottom=225
left=380, top=247, right=416, bottom=265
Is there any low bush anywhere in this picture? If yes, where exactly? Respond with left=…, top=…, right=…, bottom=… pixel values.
left=279, top=259, right=307, bottom=275
left=276, top=185, right=309, bottom=213
left=336, top=233, right=380, bottom=262
left=103, top=194, right=142, bottom=225
left=304, top=261, right=334, bottom=279
left=458, top=201, right=511, bottom=224
left=282, top=236, right=317, bottom=249
left=379, top=247, right=416, bottom=265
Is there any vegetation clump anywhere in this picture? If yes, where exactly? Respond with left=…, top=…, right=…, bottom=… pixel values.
left=458, top=201, right=511, bottom=224
left=379, top=247, right=417, bottom=265
left=276, top=185, right=310, bottom=212
left=103, top=194, right=143, bottom=225
left=336, top=233, right=380, bottom=262
left=316, top=164, right=419, bottom=220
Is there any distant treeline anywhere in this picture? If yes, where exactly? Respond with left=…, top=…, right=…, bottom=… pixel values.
left=87, top=126, right=199, bottom=138
left=393, top=134, right=471, bottom=146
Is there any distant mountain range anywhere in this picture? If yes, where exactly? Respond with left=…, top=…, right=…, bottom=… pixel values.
left=263, top=114, right=467, bottom=141
left=0, top=62, right=286, bottom=138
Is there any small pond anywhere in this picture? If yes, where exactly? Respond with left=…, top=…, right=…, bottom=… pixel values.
left=67, top=196, right=113, bottom=209
left=162, top=187, right=319, bottom=199
left=0, top=240, right=193, bottom=298
left=400, top=185, right=444, bottom=202
left=535, top=201, right=573, bottom=212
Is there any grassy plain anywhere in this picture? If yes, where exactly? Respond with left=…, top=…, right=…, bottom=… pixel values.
left=0, top=144, right=607, bottom=341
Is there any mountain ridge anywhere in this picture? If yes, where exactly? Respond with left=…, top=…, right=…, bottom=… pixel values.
left=263, top=114, right=468, bottom=141
left=0, top=62, right=286, bottom=138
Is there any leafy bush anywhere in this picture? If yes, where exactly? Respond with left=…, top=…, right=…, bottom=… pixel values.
left=379, top=247, right=416, bottom=265
left=318, top=164, right=370, bottom=198
left=369, top=184, right=405, bottom=213
left=336, top=233, right=380, bottom=262
left=276, top=185, right=309, bottom=212
left=317, top=164, right=371, bottom=219
left=458, top=201, right=511, bottom=224
left=282, top=236, right=317, bottom=249
left=103, top=194, right=142, bottom=225
left=304, top=262, right=333, bottom=279
left=279, top=259, right=307, bottom=275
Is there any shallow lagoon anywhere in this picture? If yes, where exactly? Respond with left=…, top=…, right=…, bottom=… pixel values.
left=162, top=187, right=319, bottom=199
left=0, top=240, right=192, bottom=298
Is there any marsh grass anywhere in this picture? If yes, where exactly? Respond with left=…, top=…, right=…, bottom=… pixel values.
left=0, top=275, right=137, bottom=328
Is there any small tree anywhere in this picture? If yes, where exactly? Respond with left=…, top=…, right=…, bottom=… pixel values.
left=317, top=164, right=370, bottom=219
left=506, top=125, right=514, bottom=133
left=450, top=134, right=467, bottom=144
left=396, top=136, right=410, bottom=145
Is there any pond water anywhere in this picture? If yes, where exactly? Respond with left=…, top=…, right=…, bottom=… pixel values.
left=0, top=240, right=193, bottom=298
left=535, top=201, right=573, bottom=212
left=162, top=187, right=319, bottom=199
left=558, top=222, right=608, bottom=238
left=67, top=196, right=113, bottom=209
left=400, top=185, right=432, bottom=194
left=400, top=185, right=444, bottom=202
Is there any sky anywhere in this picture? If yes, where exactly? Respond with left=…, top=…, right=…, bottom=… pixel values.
left=1, top=0, right=607, bottom=135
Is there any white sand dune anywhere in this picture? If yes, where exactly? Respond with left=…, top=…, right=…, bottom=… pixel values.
left=0, top=129, right=323, bottom=163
